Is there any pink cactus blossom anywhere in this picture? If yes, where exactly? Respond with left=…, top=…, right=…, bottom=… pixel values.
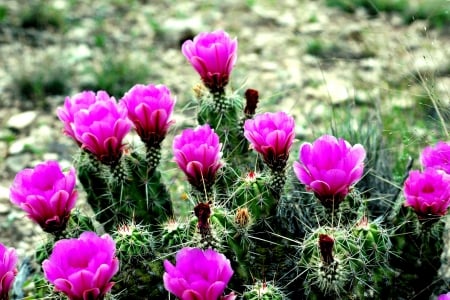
left=438, top=292, right=450, bottom=300
left=163, top=247, right=234, bottom=300
left=9, top=160, right=77, bottom=234
left=403, top=168, right=450, bottom=219
left=293, top=134, right=366, bottom=209
left=121, top=83, right=176, bottom=147
left=57, top=91, right=131, bottom=165
left=420, top=141, right=450, bottom=174
left=73, top=94, right=131, bottom=165
left=244, top=111, right=295, bottom=171
left=182, top=30, right=237, bottom=93
left=42, top=232, right=119, bottom=300
left=57, top=91, right=111, bottom=146
left=173, top=124, right=223, bottom=192
left=0, top=243, right=18, bottom=300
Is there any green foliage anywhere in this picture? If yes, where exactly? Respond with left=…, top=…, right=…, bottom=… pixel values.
left=405, top=0, right=450, bottom=28
left=305, top=38, right=345, bottom=59
left=325, top=0, right=449, bottom=28
left=305, top=38, right=327, bottom=57
left=14, top=65, right=71, bottom=109
left=0, top=5, right=8, bottom=23
left=19, top=1, right=65, bottom=31
left=325, top=0, right=409, bottom=15
left=0, top=129, right=16, bottom=144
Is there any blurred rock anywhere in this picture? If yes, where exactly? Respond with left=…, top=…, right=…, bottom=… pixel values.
left=5, top=154, right=33, bottom=174
left=304, top=76, right=352, bottom=105
left=161, top=16, right=205, bottom=48
left=8, top=137, right=35, bottom=155
left=6, top=111, right=38, bottom=130
left=0, top=203, right=9, bottom=215
left=0, top=185, right=12, bottom=221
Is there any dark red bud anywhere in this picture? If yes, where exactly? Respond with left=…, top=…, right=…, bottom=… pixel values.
left=319, top=234, right=334, bottom=265
left=244, top=89, right=259, bottom=116
left=194, top=202, right=211, bottom=235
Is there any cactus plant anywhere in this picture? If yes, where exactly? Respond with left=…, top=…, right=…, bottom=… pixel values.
left=4, top=29, right=450, bottom=300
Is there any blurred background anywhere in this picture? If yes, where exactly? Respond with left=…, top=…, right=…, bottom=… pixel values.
left=0, top=0, right=448, bottom=258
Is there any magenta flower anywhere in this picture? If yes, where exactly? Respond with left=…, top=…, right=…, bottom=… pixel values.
left=420, top=141, right=450, bottom=174
left=293, top=134, right=366, bottom=209
left=438, top=292, right=450, bottom=300
left=57, top=91, right=131, bottom=165
left=0, top=243, right=18, bottom=300
left=121, top=83, right=176, bottom=147
left=9, top=160, right=77, bottom=234
left=403, top=168, right=450, bottom=219
left=42, top=232, right=119, bottom=300
left=71, top=92, right=131, bottom=165
left=163, top=247, right=234, bottom=300
left=57, top=91, right=111, bottom=146
left=182, top=30, right=237, bottom=93
left=244, top=111, right=295, bottom=171
left=173, top=124, right=223, bottom=192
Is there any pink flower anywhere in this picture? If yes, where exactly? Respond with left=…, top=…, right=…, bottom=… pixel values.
left=182, top=30, right=237, bottom=93
left=9, top=160, right=77, bottom=233
left=42, top=232, right=119, bottom=300
left=68, top=91, right=131, bottom=165
left=57, top=91, right=111, bottom=146
left=403, top=168, right=450, bottom=219
left=420, top=141, right=450, bottom=174
left=244, top=111, right=295, bottom=171
left=163, top=247, right=234, bottom=300
left=293, top=134, right=366, bottom=209
left=173, top=124, right=223, bottom=192
left=0, top=243, right=18, bottom=300
left=121, top=83, right=176, bottom=146
left=438, top=292, right=450, bottom=300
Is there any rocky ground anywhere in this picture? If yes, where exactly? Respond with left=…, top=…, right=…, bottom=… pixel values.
left=0, top=0, right=449, bottom=290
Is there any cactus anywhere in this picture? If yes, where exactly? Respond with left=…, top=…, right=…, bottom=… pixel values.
left=233, top=171, right=277, bottom=221
left=76, top=146, right=173, bottom=232
left=242, top=281, right=286, bottom=300
left=111, top=221, right=167, bottom=298
left=7, top=29, right=450, bottom=300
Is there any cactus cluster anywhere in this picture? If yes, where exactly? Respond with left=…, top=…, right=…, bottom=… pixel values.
left=4, top=29, right=450, bottom=300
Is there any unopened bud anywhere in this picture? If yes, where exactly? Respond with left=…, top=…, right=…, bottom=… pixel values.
left=235, top=207, right=251, bottom=228
left=319, top=234, right=334, bottom=265
left=194, top=201, right=212, bottom=236
left=244, top=88, right=259, bottom=116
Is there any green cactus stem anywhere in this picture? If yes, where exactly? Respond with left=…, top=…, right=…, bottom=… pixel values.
left=75, top=151, right=117, bottom=231
left=389, top=207, right=447, bottom=298
left=159, top=217, right=196, bottom=250
left=233, top=171, right=278, bottom=221
left=243, top=281, right=286, bottom=300
left=196, top=90, right=244, bottom=160
left=212, top=91, right=230, bottom=112
left=111, top=221, right=170, bottom=298
left=298, top=227, right=368, bottom=298
left=145, top=143, right=162, bottom=176
left=268, top=169, right=287, bottom=201
left=76, top=147, right=173, bottom=233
